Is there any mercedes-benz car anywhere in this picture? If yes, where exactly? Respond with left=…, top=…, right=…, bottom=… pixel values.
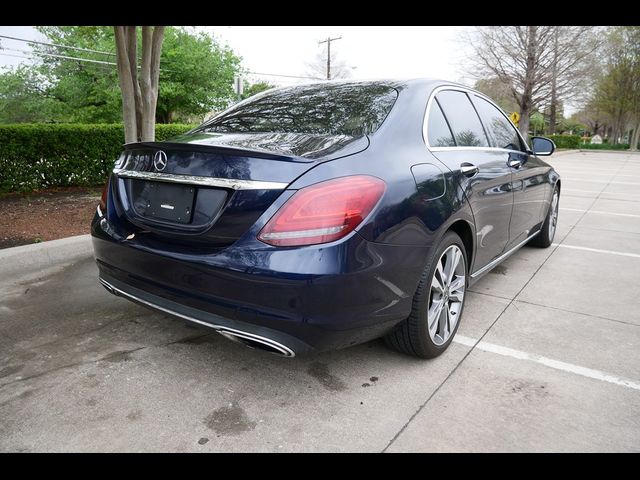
left=92, top=79, right=559, bottom=358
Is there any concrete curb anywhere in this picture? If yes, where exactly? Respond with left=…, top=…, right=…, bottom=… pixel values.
left=552, top=149, right=580, bottom=156
left=0, top=234, right=93, bottom=279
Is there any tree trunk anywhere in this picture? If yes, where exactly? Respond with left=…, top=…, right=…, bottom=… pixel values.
left=113, top=26, right=165, bottom=143
left=549, top=27, right=559, bottom=135
left=114, top=26, right=138, bottom=143
left=631, top=122, right=640, bottom=151
left=518, top=26, right=538, bottom=141
left=125, top=26, right=143, bottom=135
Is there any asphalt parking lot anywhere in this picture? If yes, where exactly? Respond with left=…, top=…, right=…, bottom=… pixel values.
left=1, top=150, right=639, bottom=452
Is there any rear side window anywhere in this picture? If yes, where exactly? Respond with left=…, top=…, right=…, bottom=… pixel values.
left=473, top=96, right=523, bottom=151
left=435, top=90, right=489, bottom=147
left=427, top=99, right=456, bottom=147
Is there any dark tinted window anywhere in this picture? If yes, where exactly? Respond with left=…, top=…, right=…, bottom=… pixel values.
left=473, top=96, right=523, bottom=151
left=194, top=82, right=398, bottom=137
left=427, top=99, right=456, bottom=147
left=435, top=90, right=489, bottom=147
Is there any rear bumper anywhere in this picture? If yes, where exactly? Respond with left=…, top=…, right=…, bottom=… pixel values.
left=92, top=212, right=431, bottom=355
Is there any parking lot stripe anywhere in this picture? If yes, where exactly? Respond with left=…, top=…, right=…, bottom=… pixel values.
left=551, top=243, right=640, bottom=259
left=560, top=178, right=640, bottom=186
left=560, top=208, right=640, bottom=218
left=453, top=335, right=640, bottom=391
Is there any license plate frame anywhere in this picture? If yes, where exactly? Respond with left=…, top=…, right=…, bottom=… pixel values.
left=136, top=181, right=196, bottom=224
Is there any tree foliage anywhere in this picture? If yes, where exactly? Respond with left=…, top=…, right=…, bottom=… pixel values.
left=592, top=27, right=640, bottom=148
left=156, top=27, right=242, bottom=123
left=241, top=81, right=276, bottom=100
left=0, top=26, right=242, bottom=125
left=466, top=26, right=600, bottom=138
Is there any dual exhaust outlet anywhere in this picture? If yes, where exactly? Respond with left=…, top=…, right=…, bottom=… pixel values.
left=100, top=280, right=295, bottom=357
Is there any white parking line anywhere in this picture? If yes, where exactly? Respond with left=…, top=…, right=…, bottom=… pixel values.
left=454, top=335, right=640, bottom=391
left=551, top=243, right=640, bottom=259
left=560, top=178, right=640, bottom=186
left=560, top=208, right=640, bottom=218
left=564, top=189, right=640, bottom=200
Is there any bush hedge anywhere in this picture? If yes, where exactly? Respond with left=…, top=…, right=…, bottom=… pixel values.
left=546, top=134, right=582, bottom=149
left=580, top=143, right=631, bottom=150
left=0, top=124, right=194, bottom=193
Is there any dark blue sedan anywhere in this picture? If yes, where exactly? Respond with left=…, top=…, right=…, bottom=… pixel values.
left=92, top=79, right=560, bottom=358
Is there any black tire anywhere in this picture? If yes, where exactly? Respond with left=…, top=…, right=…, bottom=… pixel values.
left=529, top=185, right=559, bottom=248
left=385, top=231, right=468, bottom=359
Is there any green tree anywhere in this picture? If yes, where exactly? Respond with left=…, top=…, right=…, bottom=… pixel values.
left=529, top=112, right=545, bottom=136
left=156, top=27, right=242, bottom=123
left=241, top=81, right=276, bottom=100
left=593, top=27, right=640, bottom=148
left=0, top=26, right=243, bottom=126
left=35, top=26, right=122, bottom=123
left=0, top=65, right=66, bottom=123
left=474, top=77, right=518, bottom=113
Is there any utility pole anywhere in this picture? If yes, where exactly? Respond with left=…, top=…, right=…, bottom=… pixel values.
left=318, top=36, right=342, bottom=80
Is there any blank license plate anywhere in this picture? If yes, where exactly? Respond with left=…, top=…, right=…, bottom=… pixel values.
left=137, top=181, right=195, bottom=224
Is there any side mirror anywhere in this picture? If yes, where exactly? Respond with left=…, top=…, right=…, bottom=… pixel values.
left=531, top=136, right=556, bottom=156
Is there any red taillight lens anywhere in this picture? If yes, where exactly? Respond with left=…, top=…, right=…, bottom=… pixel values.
left=258, top=175, right=386, bottom=247
left=99, top=180, right=108, bottom=212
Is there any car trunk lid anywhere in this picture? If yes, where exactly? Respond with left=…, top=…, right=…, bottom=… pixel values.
left=109, top=133, right=369, bottom=247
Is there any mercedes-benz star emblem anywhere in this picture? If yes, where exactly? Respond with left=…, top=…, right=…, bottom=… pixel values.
left=153, top=150, right=168, bottom=171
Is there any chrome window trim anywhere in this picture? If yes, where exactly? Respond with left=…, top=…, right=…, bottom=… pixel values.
left=112, top=168, right=289, bottom=191
left=422, top=84, right=530, bottom=154
left=99, top=277, right=295, bottom=357
left=470, top=230, right=540, bottom=278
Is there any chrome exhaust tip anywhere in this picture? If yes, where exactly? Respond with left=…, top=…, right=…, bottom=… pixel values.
left=217, top=330, right=295, bottom=357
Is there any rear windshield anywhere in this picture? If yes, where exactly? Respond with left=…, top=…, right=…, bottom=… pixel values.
left=194, top=82, right=399, bottom=137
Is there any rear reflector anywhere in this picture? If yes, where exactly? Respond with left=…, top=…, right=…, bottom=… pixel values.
left=257, top=175, right=386, bottom=247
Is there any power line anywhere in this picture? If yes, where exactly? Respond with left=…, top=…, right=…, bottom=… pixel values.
left=0, top=35, right=317, bottom=83
left=0, top=34, right=115, bottom=57
left=246, top=71, right=321, bottom=80
left=0, top=46, right=117, bottom=66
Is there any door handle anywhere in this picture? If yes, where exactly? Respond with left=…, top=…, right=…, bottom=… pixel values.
left=460, top=163, right=479, bottom=177
left=508, top=159, right=522, bottom=169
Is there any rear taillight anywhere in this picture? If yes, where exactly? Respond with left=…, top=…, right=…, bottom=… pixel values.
left=258, top=175, right=386, bottom=247
left=99, top=180, right=109, bottom=212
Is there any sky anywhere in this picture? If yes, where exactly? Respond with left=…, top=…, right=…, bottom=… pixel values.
left=0, top=25, right=473, bottom=85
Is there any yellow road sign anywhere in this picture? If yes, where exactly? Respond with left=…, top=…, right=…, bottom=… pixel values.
left=509, top=111, right=520, bottom=126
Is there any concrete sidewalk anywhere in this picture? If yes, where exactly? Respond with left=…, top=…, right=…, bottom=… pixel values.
left=1, top=151, right=639, bottom=452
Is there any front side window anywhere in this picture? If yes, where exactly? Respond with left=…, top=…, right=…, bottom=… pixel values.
left=435, top=90, right=489, bottom=147
left=193, top=82, right=399, bottom=138
left=473, top=96, right=523, bottom=151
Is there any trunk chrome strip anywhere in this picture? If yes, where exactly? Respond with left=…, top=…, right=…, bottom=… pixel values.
left=470, top=230, right=540, bottom=279
left=112, top=168, right=289, bottom=191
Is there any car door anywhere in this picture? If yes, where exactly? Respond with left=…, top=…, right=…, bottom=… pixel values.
left=470, top=94, right=548, bottom=250
left=425, top=89, right=514, bottom=272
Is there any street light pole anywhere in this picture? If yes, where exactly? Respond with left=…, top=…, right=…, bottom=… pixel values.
left=318, top=36, right=342, bottom=80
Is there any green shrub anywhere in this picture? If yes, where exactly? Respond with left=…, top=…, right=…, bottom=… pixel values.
left=0, top=124, right=194, bottom=193
left=580, top=143, right=630, bottom=150
left=546, top=134, right=582, bottom=149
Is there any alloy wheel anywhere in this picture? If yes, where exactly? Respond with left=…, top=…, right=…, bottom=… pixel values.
left=549, top=191, right=559, bottom=242
left=428, top=245, right=466, bottom=346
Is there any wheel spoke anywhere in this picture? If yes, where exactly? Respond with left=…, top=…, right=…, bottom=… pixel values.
left=449, top=275, right=465, bottom=293
left=445, top=248, right=461, bottom=285
left=431, top=272, right=444, bottom=294
left=428, top=299, right=444, bottom=333
left=438, top=303, right=449, bottom=341
left=435, top=258, right=446, bottom=286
